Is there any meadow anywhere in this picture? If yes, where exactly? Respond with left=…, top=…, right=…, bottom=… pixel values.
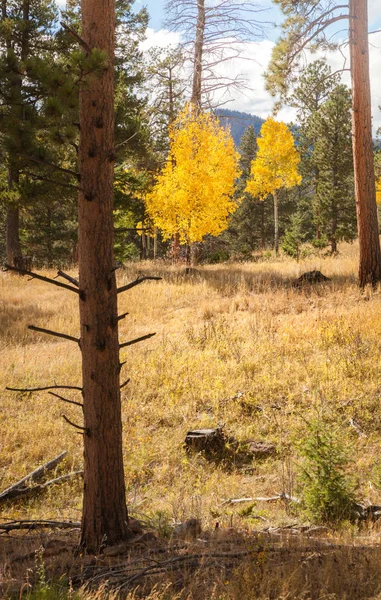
left=2, top=242, right=381, bottom=598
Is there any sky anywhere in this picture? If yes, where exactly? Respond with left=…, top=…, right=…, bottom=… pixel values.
left=135, top=0, right=381, bottom=130
left=56, top=0, right=381, bottom=130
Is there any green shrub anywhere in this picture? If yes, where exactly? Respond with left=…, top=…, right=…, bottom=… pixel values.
left=296, top=417, right=358, bottom=524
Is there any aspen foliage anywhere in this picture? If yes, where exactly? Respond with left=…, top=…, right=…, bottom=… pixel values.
left=145, top=105, right=240, bottom=244
left=245, top=117, right=301, bottom=199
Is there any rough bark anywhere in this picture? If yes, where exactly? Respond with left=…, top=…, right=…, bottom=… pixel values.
left=6, top=204, right=22, bottom=265
left=191, top=0, right=205, bottom=108
left=349, top=0, right=381, bottom=286
left=79, top=0, right=129, bottom=552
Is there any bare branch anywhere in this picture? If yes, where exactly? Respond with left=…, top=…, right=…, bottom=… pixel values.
left=55, top=270, right=79, bottom=287
left=48, top=391, right=83, bottom=408
left=62, top=414, right=89, bottom=434
left=3, top=264, right=82, bottom=296
left=60, top=21, right=90, bottom=53
left=19, top=155, right=80, bottom=179
left=28, top=325, right=80, bottom=345
left=6, top=384, right=82, bottom=393
left=119, top=333, right=156, bottom=349
left=120, top=378, right=130, bottom=390
left=117, top=311, right=129, bottom=321
left=22, top=171, right=82, bottom=192
left=117, top=276, right=161, bottom=294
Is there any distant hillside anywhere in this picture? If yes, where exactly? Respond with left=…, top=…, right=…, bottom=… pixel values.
left=216, top=109, right=264, bottom=146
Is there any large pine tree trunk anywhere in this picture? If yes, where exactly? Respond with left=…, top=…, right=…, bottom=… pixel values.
left=79, top=0, right=129, bottom=552
left=349, top=0, right=381, bottom=286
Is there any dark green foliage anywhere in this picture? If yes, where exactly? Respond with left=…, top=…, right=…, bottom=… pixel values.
left=297, top=417, right=358, bottom=524
left=310, top=85, right=356, bottom=252
left=282, top=212, right=307, bottom=260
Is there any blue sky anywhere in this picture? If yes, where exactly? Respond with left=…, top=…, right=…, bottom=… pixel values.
left=56, top=0, right=381, bottom=127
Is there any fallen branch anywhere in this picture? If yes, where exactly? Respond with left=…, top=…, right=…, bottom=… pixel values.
left=117, top=276, right=161, bottom=294
left=223, top=493, right=300, bottom=505
left=3, top=264, right=81, bottom=296
left=0, top=472, right=83, bottom=504
left=0, top=519, right=80, bottom=533
left=119, top=333, right=156, bottom=349
left=28, top=325, right=80, bottom=345
left=0, top=452, right=67, bottom=503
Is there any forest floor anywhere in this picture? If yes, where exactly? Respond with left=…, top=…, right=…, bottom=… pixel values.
left=2, top=242, right=381, bottom=598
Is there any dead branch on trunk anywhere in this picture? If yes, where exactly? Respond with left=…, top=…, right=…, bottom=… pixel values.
left=3, top=264, right=81, bottom=295
left=60, top=21, right=90, bottom=53
left=120, top=378, right=130, bottom=390
left=0, top=519, right=81, bottom=533
left=56, top=270, right=79, bottom=287
left=0, top=452, right=67, bottom=503
left=6, top=384, right=82, bottom=393
left=119, top=333, right=156, bottom=349
left=62, top=415, right=89, bottom=435
left=117, top=311, right=129, bottom=321
left=28, top=325, right=80, bottom=345
left=48, top=391, right=83, bottom=408
left=117, top=276, right=161, bottom=294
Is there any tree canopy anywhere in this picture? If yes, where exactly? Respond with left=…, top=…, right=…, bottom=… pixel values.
left=146, top=105, right=240, bottom=246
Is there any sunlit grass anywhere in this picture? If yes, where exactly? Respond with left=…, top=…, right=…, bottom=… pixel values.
left=1, top=242, right=381, bottom=534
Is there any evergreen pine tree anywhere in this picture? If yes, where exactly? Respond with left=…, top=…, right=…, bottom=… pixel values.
left=311, top=85, right=356, bottom=253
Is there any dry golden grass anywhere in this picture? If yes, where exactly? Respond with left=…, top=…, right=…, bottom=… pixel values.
left=2, top=241, right=381, bottom=598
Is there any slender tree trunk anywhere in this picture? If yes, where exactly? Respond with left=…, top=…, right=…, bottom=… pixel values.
left=273, top=190, right=279, bottom=255
left=6, top=167, right=22, bottom=265
left=6, top=206, right=22, bottom=265
left=349, top=0, right=381, bottom=286
left=79, top=0, right=129, bottom=552
left=191, top=0, right=205, bottom=108
left=260, top=202, right=265, bottom=249
left=153, top=226, right=157, bottom=259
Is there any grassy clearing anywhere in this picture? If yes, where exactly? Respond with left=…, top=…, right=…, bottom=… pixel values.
left=2, top=242, right=381, bottom=597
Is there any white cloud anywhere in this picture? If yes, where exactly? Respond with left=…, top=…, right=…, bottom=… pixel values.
left=140, top=27, right=181, bottom=52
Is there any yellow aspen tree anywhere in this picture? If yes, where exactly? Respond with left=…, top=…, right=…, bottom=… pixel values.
left=245, top=117, right=301, bottom=254
left=146, top=104, right=240, bottom=261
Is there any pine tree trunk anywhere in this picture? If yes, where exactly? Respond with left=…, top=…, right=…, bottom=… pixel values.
left=79, top=0, right=129, bottom=552
left=349, top=0, right=381, bottom=286
left=6, top=206, right=22, bottom=265
left=191, top=0, right=205, bottom=108
left=273, top=190, right=279, bottom=255
left=6, top=167, right=22, bottom=265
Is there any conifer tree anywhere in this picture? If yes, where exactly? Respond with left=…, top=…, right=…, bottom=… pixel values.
left=265, top=0, right=381, bottom=286
left=311, top=85, right=356, bottom=253
left=0, top=0, right=58, bottom=265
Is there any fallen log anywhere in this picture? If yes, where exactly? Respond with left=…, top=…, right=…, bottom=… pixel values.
left=0, top=451, right=68, bottom=503
left=0, top=519, right=80, bottom=533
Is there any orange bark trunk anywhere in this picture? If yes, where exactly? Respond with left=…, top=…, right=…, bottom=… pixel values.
left=78, top=0, right=129, bottom=551
left=349, top=0, right=381, bottom=286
